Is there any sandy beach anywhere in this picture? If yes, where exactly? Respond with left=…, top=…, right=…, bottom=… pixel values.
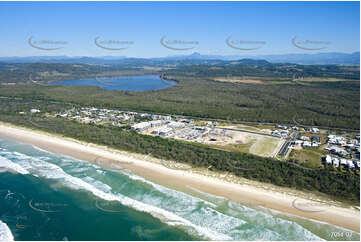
left=0, top=122, right=359, bottom=233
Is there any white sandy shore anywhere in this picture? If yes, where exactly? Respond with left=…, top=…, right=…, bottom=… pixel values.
left=0, top=122, right=359, bottom=232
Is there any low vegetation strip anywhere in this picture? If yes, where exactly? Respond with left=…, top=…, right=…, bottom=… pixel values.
left=0, top=113, right=359, bottom=203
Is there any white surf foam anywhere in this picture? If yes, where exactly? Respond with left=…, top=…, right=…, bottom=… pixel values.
left=31, top=145, right=52, bottom=154
left=5, top=153, right=231, bottom=241
left=115, top=169, right=323, bottom=241
left=0, top=220, right=14, bottom=241
left=0, top=156, right=29, bottom=174
left=0, top=146, right=328, bottom=241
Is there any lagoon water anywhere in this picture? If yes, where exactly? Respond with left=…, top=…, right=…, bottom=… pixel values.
left=0, top=137, right=359, bottom=241
left=52, top=75, right=177, bottom=91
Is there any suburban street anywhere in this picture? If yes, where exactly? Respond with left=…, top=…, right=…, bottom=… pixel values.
left=278, top=131, right=298, bottom=157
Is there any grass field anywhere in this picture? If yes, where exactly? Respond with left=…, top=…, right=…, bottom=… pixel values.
left=213, top=76, right=359, bottom=85
left=249, top=136, right=282, bottom=157
left=215, top=141, right=255, bottom=154
left=297, top=77, right=360, bottom=82
left=289, top=147, right=327, bottom=167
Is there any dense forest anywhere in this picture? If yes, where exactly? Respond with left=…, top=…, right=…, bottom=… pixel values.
left=165, top=60, right=360, bottom=80
left=0, top=74, right=359, bottom=129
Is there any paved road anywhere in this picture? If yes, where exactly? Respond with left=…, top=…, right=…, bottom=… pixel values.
left=278, top=141, right=290, bottom=157
left=278, top=131, right=298, bottom=157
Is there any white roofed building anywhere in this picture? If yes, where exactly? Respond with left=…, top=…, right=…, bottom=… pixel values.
left=132, top=122, right=151, bottom=132
left=30, top=109, right=40, bottom=113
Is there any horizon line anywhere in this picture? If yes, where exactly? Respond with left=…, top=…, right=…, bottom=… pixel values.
left=0, top=51, right=360, bottom=59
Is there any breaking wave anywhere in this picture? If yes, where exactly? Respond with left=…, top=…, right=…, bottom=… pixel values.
left=0, top=156, right=29, bottom=174
left=0, top=220, right=14, bottom=241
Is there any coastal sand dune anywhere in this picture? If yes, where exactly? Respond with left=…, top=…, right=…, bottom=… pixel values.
left=0, top=122, right=359, bottom=233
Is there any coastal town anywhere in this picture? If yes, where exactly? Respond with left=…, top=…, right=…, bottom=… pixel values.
left=0, top=2, right=359, bottom=241
left=26, top=106, right=360, bottom=172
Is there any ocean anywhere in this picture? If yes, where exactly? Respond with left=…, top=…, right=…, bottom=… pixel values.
left=0, top=137, right=359, bottom=241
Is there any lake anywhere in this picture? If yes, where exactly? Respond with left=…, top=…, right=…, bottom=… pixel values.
left=51, top=75, right=177, bottom=91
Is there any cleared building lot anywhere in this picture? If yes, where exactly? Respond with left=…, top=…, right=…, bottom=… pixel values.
left=209, top=129, right=283, bottom=157
left=142, top=123, right=283, bottom=158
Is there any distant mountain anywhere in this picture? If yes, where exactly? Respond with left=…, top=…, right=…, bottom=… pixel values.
left=255, top=52, right=360, bottom=65
left=158, top=52, right=360, bottom=65
left=0, top=52, right=358, bottom=65
left=157, top=52, right=205, bottom=60
left=226, top=59, right=271, bottom=66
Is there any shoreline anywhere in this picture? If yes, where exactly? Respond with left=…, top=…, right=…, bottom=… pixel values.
left=0, top=122, right=359, bottom=233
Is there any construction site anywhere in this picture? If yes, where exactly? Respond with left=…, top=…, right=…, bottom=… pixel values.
left=132, top=120, right=283, bottom=158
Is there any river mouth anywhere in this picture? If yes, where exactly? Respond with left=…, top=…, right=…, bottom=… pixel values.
left=51, top=75, right=177, bottom=92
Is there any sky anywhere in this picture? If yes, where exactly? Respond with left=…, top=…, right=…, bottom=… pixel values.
left=0, top=1, right=359, bottom=57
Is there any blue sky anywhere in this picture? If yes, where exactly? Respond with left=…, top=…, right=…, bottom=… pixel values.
left=0, top=1, right=359, bottom=57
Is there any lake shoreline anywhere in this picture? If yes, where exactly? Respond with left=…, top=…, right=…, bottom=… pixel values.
left=50, top=74, right=178, bottom=92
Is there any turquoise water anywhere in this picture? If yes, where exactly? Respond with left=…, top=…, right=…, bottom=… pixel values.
left=0, top=137, right=359, bottom=241
left=52, top=75, right=177, bottom=91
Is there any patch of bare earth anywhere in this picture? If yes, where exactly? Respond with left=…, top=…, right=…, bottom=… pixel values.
left=214, top=77, right=264, bottom=84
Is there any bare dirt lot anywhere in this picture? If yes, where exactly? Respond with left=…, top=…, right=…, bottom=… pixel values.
left=142, top=123, right=282, bottom=158
left=213, top=77, right=264, bottom=84
left=197, top=128, right=282, bottom=157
